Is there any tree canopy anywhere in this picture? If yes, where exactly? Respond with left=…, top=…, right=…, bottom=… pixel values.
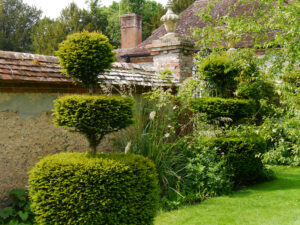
left=0, top=0, right=41, bottom=52
left=194, top=0, right=300, bottom=75
left=0, top=0, right=210, bottom=55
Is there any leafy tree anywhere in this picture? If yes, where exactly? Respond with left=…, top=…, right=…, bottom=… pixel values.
left=142, top=1, right=165, bottom=40
left=173, top=0, right=196, bottom=14
left=56, top=31, right=115, bottom=93
left=0, top=0, right=41, bottom=52
left=194, top=0, right=300, bottom=75
left=102, top=1, right=121, bottom=48
left=32, top=17, right=66, bottom=55
left=32, top=2, right=108, bottom=55
left=122, top=0, right=146, bottom=14
left=103, top=0, right=165, bottom=48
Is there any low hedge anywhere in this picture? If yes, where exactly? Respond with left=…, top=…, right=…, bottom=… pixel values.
left=190, top=97, right=257, bottom=124
left=29, top=153, right=159, bottom=225
left=200, top=135, right=267, bottom=186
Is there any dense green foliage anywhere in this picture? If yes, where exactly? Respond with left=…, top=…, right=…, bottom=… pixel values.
left=190, top=97, right=257, bottom=124
left=194, top=0, right=299, bottom=75
left=261, top=70, right=300, bottom=166
left=53, top=95, right=134, bottom=153
left=0, top=0, right=41, bottom=52
left=113, top=98, right=234, bottom=210
left=173, top=0, right=196, bottom=14
left=56, top=31, right=115, bottom=92
left=0, top=189, right=35, bottom=225
left=32, top=2, right=108, bottom=55
left=29, top=152, right=159, bottom=225
left=201, top=136, right=268, bottom=186
left=198, top=56, right=239, bottom=97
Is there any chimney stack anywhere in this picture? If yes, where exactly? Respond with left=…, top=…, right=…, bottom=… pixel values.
left=120, top=13, right=142, bottom=49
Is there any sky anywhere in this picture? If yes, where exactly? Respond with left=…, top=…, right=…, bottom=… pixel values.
left=23, top=0, right=169, bottom=19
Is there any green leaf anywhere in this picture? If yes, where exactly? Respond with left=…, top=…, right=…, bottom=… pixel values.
left=9, top=189, right=26, bottom=200
left=0, top=207, right=14, bottom=219
left=18, top=211, right=29, bottom=221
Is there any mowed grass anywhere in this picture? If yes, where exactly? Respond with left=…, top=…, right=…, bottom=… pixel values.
left=155, top=167, right=300, bottom=225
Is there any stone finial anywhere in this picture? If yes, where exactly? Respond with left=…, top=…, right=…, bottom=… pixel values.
left=161, top=0, right=179, bottom=33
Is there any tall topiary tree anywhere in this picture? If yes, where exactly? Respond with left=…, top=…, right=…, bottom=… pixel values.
left=54, top=31, right=134, bottom=154
left=56, top=31, right=116, bottom=93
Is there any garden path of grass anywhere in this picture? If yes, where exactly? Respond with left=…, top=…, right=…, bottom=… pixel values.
left=155, top=167, right=300, bottom=225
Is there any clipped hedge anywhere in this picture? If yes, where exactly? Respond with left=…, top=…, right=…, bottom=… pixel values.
left=198, top=55, right=239, bottom=97
left=201, top=135, right=267, bottom=186
left=29, top=152, right=159, bottom=225
left=53, top=95, right=134, bottom=153
left=56, top=31, right=115, bottom=90
left=190, top=97, right=257, bottom=124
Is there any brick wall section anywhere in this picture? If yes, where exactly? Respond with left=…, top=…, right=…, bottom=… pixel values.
left=147, top=33, right=195, bottom=81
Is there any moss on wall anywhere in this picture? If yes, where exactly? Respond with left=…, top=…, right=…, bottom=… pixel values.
left=0, top=93, right=59, bottom=120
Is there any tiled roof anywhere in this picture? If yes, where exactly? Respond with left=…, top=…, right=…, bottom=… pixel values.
left=0, top=50, right=179, bottom=87
left=100, top=62, right=179, bottom=87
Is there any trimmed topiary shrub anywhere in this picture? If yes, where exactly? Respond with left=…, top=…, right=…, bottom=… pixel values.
left=198, top=55, right=239, bottom=97
left=53, top=95, right=134, bottom=154
left=56, top=31, right=116, bottom=93
left=190, top=97, right=257, bottom=124
left=200, top=135, right=267, bottom=186
left=29, top=152, right=159, bottom=225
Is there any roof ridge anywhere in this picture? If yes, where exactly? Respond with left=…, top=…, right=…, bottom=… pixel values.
left=0, top=51, right=58, bottom=63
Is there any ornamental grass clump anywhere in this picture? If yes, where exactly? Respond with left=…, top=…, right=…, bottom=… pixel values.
left=29, top=152, right=159, bottom=225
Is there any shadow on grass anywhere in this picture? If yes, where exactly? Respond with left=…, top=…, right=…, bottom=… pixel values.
left=228, top=167, right=300, bottom=198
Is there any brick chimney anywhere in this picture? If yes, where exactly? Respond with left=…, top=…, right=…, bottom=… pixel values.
left=120, top=13, right=142, bottom=49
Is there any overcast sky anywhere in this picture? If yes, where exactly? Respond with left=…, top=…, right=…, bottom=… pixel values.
left=22, top=0, right=169, bottom=19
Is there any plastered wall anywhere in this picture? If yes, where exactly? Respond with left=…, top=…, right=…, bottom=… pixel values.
left=0, top=93, right=117, bottom=206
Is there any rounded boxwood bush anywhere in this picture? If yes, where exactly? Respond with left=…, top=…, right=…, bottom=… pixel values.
left=190, top=97, right=257, bottom=124
left=200, top=135, right=267, bottom=186
left=29, top=152, right=159, bottom=225
left=56, top=31, right=116, bottom=93
left=53, top=95, right=135, bottom=153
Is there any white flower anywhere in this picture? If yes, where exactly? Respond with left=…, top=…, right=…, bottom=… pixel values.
left=125, top=141, right=131, bottom=154
left=149, top=111, right=156, bottom=120
left=272, top=129, right=277, bottom=133
left=164, top=133, right=170, bottom=138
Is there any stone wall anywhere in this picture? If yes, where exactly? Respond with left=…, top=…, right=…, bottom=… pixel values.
left=0, top=93, right=118, bottom=207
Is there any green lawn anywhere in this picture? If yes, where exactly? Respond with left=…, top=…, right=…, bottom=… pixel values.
left=155, top=167, right=300, bottom=225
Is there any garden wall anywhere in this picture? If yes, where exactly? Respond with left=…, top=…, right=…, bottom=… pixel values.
left=0, top=93, right=118, bottom=207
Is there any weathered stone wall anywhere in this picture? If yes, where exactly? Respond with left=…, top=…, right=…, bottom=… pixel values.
left=0, top=93, right=117, bottom=207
